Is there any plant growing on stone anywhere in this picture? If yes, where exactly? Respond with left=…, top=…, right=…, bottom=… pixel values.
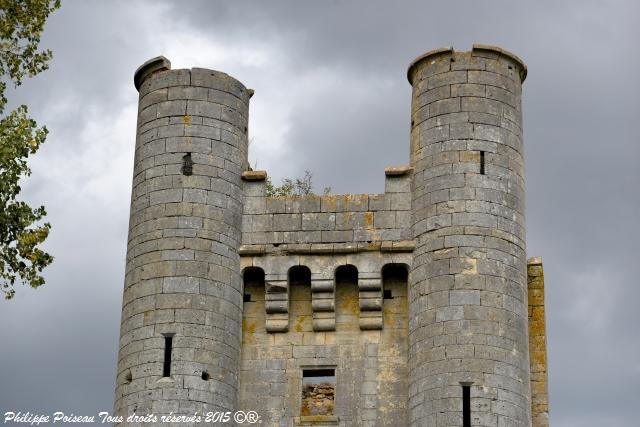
left=265, top=169, right=331, bottom=197
left=0, top=0, right=60, bottom=299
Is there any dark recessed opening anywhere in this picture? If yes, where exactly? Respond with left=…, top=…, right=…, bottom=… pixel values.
left=480, top=151, right=485, bottom=175
left=462, top=383, right=472, bottom=427
left=383, top=289, right=393, bottom=299
left=273, top=243, right=280, bottom=247
left=303, top=368, right=335, bottom=377
left=289, top=265, right=312, bottom=286
left=125, top=371, right=132, bottom=384
left=244, top=126, right=248, bottom=134
left=181, top=153, right=193, bottom=176
left=382, top=263, right=409, bottom=283
left=163, top=335, right=173, bottom=377
left=335, top=265, right=358, bottom=284
left=411, top=120, right=414, bottom=126
left=243, top=293, right=252, bottom=303
left=508, top=65, right=513, bottom=70
left=450, top=57, right=455, bottom=62
left=201, top=371, right=210, bottom=381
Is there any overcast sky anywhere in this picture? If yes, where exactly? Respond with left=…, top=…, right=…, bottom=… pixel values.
left=0, top=1, right=638, bottom=425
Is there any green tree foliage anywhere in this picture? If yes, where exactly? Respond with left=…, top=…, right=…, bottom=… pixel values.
left=0, top=0, right=60, bottom=299
left=265, top=170, right=331, bottom=197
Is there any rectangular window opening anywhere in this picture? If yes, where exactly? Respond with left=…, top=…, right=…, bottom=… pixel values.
left=462, top=383, right=471, bottom=427
left=163, top=335, right=173, bottom=377
left=301, top=369, right=335, bottom=417
left=480, top=151, right=485, bottom=175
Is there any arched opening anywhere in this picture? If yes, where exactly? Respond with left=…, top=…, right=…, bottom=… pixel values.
left=289, top=265, right=312, bottom=333
left=381, top=263, right=409, bottom=330
left=335, top=264, right=359, bottom=331
left=242, top=267, right=265, bottom=343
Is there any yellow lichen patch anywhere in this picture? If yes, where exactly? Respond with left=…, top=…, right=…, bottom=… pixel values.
left=339, top=292, right=359, bottom=314
left=322, top=195, right=337, bottom=211
left=364, top=212, right=374, bottom=228
left=527, top=259, right=549, bottom=427
left=242, top=319, right=256, bottom=344
left=294, top=315, right=308, bottom=332
left=182, top=115, right=192, bottom=125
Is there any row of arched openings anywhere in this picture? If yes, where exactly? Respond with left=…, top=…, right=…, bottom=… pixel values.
left=242, top=263, right=408, bottom=332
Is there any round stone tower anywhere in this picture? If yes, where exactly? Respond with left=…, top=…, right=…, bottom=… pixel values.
left=114, top=57, right=251, bottom=418
left=408, top=45, right=531, bottom=426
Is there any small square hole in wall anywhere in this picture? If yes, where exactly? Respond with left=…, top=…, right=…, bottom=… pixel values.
left=383, top=289, right=393, bottom=299
left=301, top=369, right=335, bottom=416
left=243, top=293, right=252, bottom=303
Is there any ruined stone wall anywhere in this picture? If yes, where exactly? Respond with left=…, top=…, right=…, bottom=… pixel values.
left=239, top=254, right=410, bottom=426
left=407, top=45, right=532, bottom=427
left=527, top=258, right=549, bottom=427
left=240, top=166, right=413, bottom=249
left=115, top=45, right=546, bottom=427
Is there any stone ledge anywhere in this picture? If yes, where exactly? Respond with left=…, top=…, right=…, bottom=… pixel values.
left=297, top=415, right=338, bottom=426
left=242, top=170, right=267, bottom=181
left=239, top=240, right=415, bottom=256
left=238, top=244, right=266, bottom=255
left=384, top=165, right=414, bottom=176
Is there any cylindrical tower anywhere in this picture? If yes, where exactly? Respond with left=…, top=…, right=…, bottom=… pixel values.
left=114, top=57, right=251, bottom=419
left=408, top=45, right=530, bottom=426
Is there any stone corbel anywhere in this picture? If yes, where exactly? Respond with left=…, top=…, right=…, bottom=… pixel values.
left=311, top=277, right=335, bottom=331
left=358, top=272, right=383, bottom=330
left=265, top=278, right=288, bottom=332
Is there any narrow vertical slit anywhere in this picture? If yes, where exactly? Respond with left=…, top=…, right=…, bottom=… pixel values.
left=480, top=151, right=485, bottom=175
left=182, top=153, right=193, bottom=176
left=462, top=383, right=471, bottom=427
left=163, top=335, right=173, bottom=377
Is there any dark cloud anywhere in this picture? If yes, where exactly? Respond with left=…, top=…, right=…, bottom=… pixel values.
left=0, top=1, right=638, bottom=425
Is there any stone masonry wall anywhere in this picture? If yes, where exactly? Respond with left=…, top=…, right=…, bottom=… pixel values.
left=114, top=57, right=251, bottom=420
left=407, top=45, right=532, bottom=427
left=527, top=258, right=549, bottom=427
left=240, top=167, right=413, bottom=250
left=115, top=45, right=545, bottom=427
left=238, top=253, right=410, bottom=426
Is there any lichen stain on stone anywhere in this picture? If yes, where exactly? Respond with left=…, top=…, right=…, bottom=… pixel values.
left=364, top=212, right=374, bottom=228
left=294, top=315, right=308, bottom=332
left=183, top=115, right=192, bottom=125
left=322, top=195, right=337, bottom=211
left=242, top=318, right=256, bottom=344
left=338, top=292, right=359, bottom=314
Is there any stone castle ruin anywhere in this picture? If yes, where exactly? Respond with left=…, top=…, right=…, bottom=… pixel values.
left=114, top=45, right=549, bottom=426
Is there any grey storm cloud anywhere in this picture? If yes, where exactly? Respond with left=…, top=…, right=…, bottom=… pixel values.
left=0, top=1, right=638, bottom=426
